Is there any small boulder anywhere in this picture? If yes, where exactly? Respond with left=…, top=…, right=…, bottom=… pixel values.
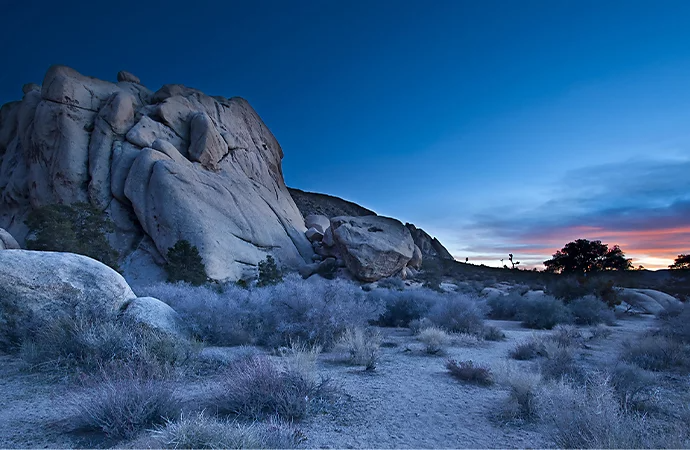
left=305, top=227, right=324, bottom=242
left=305, top=214, right=330, bottom=234
left=0, top=228, right=19, bottom=250
left=117, top=70, right=141, bottom=84
left=22, top=83, right=40, bottom=95
left=120, top=296, right=188, bottom=339
left=330, top=215, right=415, bottom=282
left=617, top=288, right=681, bottom=314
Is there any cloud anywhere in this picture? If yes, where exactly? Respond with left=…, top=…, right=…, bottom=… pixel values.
left=459, top=157, right=690, bottom=268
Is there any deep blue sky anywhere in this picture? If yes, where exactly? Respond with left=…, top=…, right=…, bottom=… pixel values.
left=3, top=0, right=690, bottom=268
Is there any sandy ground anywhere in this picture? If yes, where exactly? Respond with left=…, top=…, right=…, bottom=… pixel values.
left=0, top=315, right=660, bottom=449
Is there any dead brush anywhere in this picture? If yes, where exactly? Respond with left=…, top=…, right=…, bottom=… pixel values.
left=334, top=327, right=381, bottom=370
left=446, top=359, right=493, bottom=386
left=417, top=326, right=451, bottom=354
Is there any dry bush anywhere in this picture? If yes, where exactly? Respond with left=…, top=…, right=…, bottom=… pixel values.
left=451, top=332, right=485, bottom=348
left=589, top=324, right=613, bottom=340
left=509, top=337, right=547, bottom=360
left=518, top=295, right=572, bottom=330
left=69, top=366, right=180, bottom=440
left=567, top=295, right=616, bottom=326
left=446, top=359, right=493, bottom=386
left=550, top=324, right=584, bottom=348
left=409, top=317, right=434, bottom=334
left=334, top=328, right=381, bottom=370
left=216, top=355, right=337, bottom=421
left=417, top=326, right=451, bottom=354
left=539, top=345, right=583, bottom=381
left=608, top=362, right=656, bottom=411
left=499, top=370, right=542, bottom=422
left=19, top=307, right=192, bottom=377
left=482, top=325, right=506, bottom=341
left=621, top=334, right=690, bottom=373
left=372, top=288, right=437, bottom=327
left=487, top=292, right=522, bottom=320
left=142, top=275, right=382, bottom=349
left=426, top=294, right=487, bottom=335
left=539, top=376, right=680, bottom=449
left=152, top=412, right=303, bottom=449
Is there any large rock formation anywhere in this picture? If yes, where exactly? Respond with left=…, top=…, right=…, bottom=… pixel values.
left=0, top=228, right=19, bottom=250
left=405, top=223, right=454, bottom=260
left=330, top=216, right=415, bottom=281
left=0, top=66, right=311, bottom=282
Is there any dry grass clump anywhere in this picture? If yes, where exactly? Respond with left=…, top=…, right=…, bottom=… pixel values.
left=509, top=337, right=547, bottom=360
left=216, top=354, right=337, bottom=421
left=69, top=366, right=180, bottom=440
left=621, top=334, right=690, bottom=373
left=334, top=328, right=381, bottom=370
left=482, top=325, right=506, bottom=341
left=500, top=370, right=542, bottom=422
left=589, top=323, right=613, bottom=340
left=408, top=317, right=434, bottom=334
left=152, top=412, right=304, bottom=449
left=608, top=362, right=656, bottom=411
left=539, top=343, right=583, bottom=382
left=539, top=376, right=681, bottom=449
left=446, top=359, right=493, bottom=386
left=417, top=326, right=451, bottom=354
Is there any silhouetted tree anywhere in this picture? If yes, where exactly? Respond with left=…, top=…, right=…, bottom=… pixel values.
left=25, top=202, right=120, bottom=271
left=165, top=240, right=208, bottom=285
left=508, top=253, right=520, bottom=269
left=669, top=254, right=690, bottom=270
left=543, top=239, right=632, bottom=274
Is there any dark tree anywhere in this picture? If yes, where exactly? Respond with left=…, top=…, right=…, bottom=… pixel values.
left=25, top=202, right=120, bottom=270
left=669, top=254, right=690, bottom=270
left=257, top=254, right=283, bottom=286
left=165, top=240, right=208, bottom=285
left=543, top=239, right=632, bottom=274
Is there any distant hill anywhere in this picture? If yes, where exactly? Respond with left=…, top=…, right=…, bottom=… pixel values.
left=288, top=187, right=454, bottom=260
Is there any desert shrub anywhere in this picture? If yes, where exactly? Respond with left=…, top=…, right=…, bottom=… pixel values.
left=446, top=359, right=493, bottom=386
left=373, top=288, right=437, bottom=327
left=482, top=325, right=506, bottom=341
left=550, top=324, right=583, bottom=348
left=540, top=346, right=582, bottom=381
left=70, top=367, right=180, bottom=440
left=377, top=277, right=405, bottom=291
left=417, top=326, right=451, bottom=354
left=334, top=328, right=381, bottom=370
left=567, top=295, right=616, bottom=325
left=659, top=302, right=690, bottom=344
left=216, top=355, right=337, bottom=421
left=608, top=362, right=656, bottom=411
left=139, top=282, right=260, bottom=346
left=255, top=275, right=382, bottom=349
left=426, top=293, right=487, bottom=335
left=258, top=255, right=283, bottom=287
left=487, top=292, right=522, bottom=320
left=408, top=317, right=434, bottom=334
left=546, top=276, right=620, bottom=307
left=518, top=295, right=572, bottom=329
left=509, top=337, right=547, bottom=360
left=589, top=324, right=613, bottom=340
left=165, top=240, right=208, bottom=286
left=621, top=334, right=690, bottom=372
left=19, top=305, right=192, bottom=376
left=153, top=412, right=303, bottom=449
left=25, top=202, right=120, bottom=270
left=501, top=372, right=541, bottom=422
left=143, top=275, right=381, bottom=350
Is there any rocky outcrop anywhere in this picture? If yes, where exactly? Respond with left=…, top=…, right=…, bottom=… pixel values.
left=0, top=250, right=136, bottom=347
left=0, top=228, right=19, bottom=250
left=289, top=188, right=376, bottom=218
left=405, top=223, right=453, bottom=260
left=330, top=216, right=415, bottom=282
left=0, top=66, right=311, bottom=282
left=617, top=288, right=681, bottom=314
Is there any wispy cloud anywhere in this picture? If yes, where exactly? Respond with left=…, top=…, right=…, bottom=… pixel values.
left=457, top=157, right=690, bottom=269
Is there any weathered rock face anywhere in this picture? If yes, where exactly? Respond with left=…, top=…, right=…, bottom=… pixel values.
left=0, top=66, right=311, bottom=282
left=0, top=250, right=136, bottom=348
left=0, top=228, right=19, bottom=250
left=405, top=223, right=453, bottom=260
left=617, top=288, right=681, bottom=314
left=330, top=216, right=414, bottom=282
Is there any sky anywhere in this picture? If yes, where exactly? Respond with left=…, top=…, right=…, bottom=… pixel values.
left=1, top=0, right=689, bottom=269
